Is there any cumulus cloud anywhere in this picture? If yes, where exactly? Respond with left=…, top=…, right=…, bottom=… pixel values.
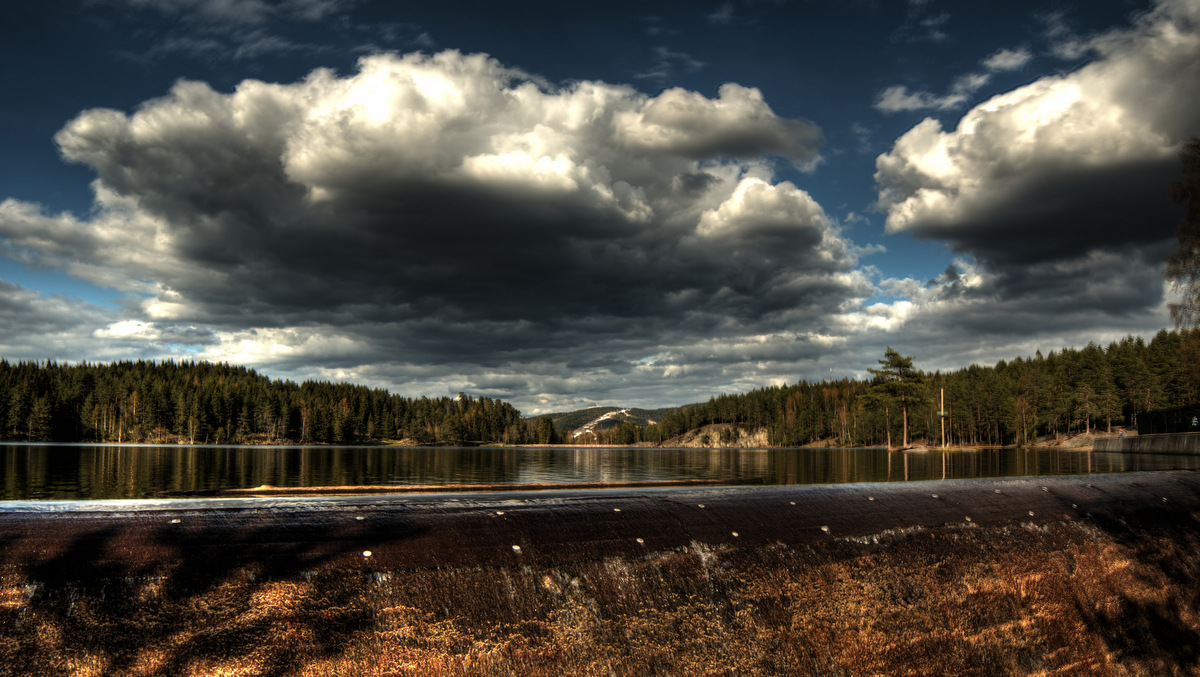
left=0, top=49, right=860, bottom=410
left=877, top=0, right=1197, bottom=247
left=613, top=83, right=821, bottom=164
left=874, top=0, right=1198, bottom=339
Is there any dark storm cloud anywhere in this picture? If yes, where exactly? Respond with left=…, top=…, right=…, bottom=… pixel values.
left=0, top=49, right=861, bottom=404
left=5, top=1, right=1193, bottom=414
left=888, top=157, right=1180, bottom=266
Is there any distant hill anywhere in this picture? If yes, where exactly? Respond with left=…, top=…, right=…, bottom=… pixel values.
left=548, top=406, right=682, bottom=438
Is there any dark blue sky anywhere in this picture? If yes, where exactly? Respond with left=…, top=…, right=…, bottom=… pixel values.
left=0, top=0, right=1195, bottom=412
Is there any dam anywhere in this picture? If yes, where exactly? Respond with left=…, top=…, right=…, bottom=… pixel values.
left=3, top=470, right=1200, bottom=675
left=1094, top=431, right=1200, bottom=454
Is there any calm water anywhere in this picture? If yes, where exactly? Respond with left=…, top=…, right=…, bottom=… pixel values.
left=2, top=443, right=1198, bottom=501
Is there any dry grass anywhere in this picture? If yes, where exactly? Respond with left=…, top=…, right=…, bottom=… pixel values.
left=3, top=516, right=1200, bottom=676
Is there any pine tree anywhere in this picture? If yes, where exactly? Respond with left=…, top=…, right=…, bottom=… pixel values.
left=868, top=348, right=924, bottom=448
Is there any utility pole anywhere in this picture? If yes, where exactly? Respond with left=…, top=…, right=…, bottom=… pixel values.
left=940, top=388, right=946, bottom=449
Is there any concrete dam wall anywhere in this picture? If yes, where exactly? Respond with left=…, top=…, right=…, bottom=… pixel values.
left=4, top=472, right=1200, bottom=675
left=1094, top=431, right=1200, bottom=454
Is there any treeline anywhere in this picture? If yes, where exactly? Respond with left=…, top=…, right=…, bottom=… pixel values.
left=4, top=328, right=1197, bottom=448
left=0, top=360, right=533, bottom=445
left=591, top=329, right=1200, bottom=448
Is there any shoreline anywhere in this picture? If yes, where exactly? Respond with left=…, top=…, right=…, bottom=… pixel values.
left=152, top=477, right=765, bottom=497
left=0, top=439, right=1114, bottom=451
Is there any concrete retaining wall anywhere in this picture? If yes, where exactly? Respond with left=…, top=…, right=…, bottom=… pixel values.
left=5, top=473, right=1200, bottom=675
left=1094, top=432, right=1200, bottom=454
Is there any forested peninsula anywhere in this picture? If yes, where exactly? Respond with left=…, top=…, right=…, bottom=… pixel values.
left=2, top=328, right=1198, bottom=447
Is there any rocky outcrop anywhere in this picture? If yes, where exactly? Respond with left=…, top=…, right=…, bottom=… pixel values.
left=661, top=423, right=770, bottom=448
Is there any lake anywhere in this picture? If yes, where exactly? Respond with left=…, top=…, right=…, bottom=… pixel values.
left=2, top=443, right=1198, bottom=501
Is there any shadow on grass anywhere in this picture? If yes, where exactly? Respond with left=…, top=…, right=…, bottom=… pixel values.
left=1075, top=500, right=1200, bottom=671
left=1, top=508, right=426, bottom=676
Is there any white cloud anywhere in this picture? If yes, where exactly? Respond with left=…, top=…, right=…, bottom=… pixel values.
left=982, top=47, right=1032, bottom=72
left=696, top=177, right=828, bottom=241
left=876, top=45, right=1034, bottom=114
left=875, top=85, right=968, bottom=113
left=876, top=0, right=1198, bottom=240
left=613, top=83, right=820, bottom=166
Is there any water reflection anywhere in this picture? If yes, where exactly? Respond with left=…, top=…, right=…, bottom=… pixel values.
left=2, top=444, right=1199, bottom=500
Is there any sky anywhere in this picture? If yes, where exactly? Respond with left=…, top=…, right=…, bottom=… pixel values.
left=0, top=0, right=1198, bottom=415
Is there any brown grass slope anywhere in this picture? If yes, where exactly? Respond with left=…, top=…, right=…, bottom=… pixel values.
left=3, top=472, right=1200, bottom=675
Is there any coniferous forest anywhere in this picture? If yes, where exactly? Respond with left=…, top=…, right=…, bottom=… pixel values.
left=0, top=360, right=528, bottom=445
left=1, top=328, right=1198, bottom=447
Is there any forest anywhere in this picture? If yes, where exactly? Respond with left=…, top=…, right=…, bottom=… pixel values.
left=1, top=328, right=1198, bottom=447
left=0, top=360, right=532, bottom=445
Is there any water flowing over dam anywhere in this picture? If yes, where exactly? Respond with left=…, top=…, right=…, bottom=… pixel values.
left=1094, top=431, right=1200, bottom=454
left=4, top=472, right=1200, bottom=674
